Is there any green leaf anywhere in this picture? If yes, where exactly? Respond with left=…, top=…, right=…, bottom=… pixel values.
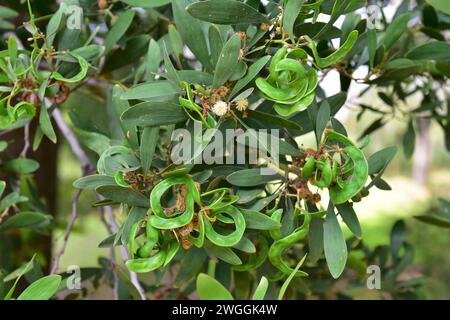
left=4, top=255, right=36, bottom=300
left=230, top=55, right=271, bottom=98
left=383, top=12, right=411, bottom=50
left=196, top=273, right=234, bottom=300
left=120, top=81, right=180, bottom=100
left=367, top=28, right=377, bottom=70
left=172, top=0, right=212, bottom=70
left=121, top=206, right=147, bottom=245
left=0, top=180, right=5, bottom=198
left=0, top=211, right=51, bottom=231
left=278, top=254, right=307, bottom=300
left=336, top=202, right=362, bottom=238
left=308, top=217, right=324, bottom=263
left=414, top=214, right=450, bottom=229
left=246, top=109, right=303, bottom=131
left=226, top=169, right=281, bottom=187
left=315, top=100, right=330, bottom=145
left=213, top=34, right=241, bottom=88
left=112, top=85, right=138, bottom=148
left=46, top=3, right=66, bottom=48
left=175, top=247, right=207, bottom=286
left=2, top=158, right=39, bottom=174
left=121, top=0, right=171, bottom=8
left=252, top=276, right=268, bottom=300
left=241, top=209, right=281, bottom=230
left=146, top=39, right=161, bottom=81
left=204, top=242, right=242, bottom=265
left=187, top=0, right=269, bottom=25
left=426, top=0, right=450, bottom=15
left=121, top=101, right=188, bottom=127
left=140, top=126, right=159, bottom=175
left=17, top=275, right=61, bottom=300
left=283, top=0, right=304, bottom=41
left=73, top=174, right=116, bottom=189
left=209, top=25, right=223, bottom=68
left=96, top=185, right=149, bottom=207
left=0, top=6, right=18, bottom=20
left=406, top=41, right=450, bottom=61
left=323, top=205, right=347, bottom=279
left=168, top=24, right=184, bottom=65
left=39, top=106, right=56, bottom=143
left=7, top=35, right=17, bottom=66
left=104, top=10, right=135, bottom=54
left=367, top=146, right=398, bottom=175
left=403, top=119, right=415, bottom=158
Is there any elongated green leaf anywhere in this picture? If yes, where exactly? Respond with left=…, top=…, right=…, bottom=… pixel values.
left=383, top=12, right=411, bottom=50
left=204, top=242, right=242, bottom=265
left=367, top=28, right=377, bottom=70
left=121, top=206, right=147, bottom=245
left=121, top=101, right=188, bottom=127
left=278, top=254, right=307, bottom=300
left=209, top=25, right=223, bottom=68
left=0, top=180, right=5, bottom=198
left=17, top=275, right=61, bottom=300
left=324, top=205, right=347, bottom=279
left=230, top=55, right=270, bottom=98
left=336, top=203, right=361, bottom=238
left=172, top=0, right=212, bottom=70
left=226, top=169, right=281, bottom=187
left=46, top=3, right=66, bottom=48
left=0, top=211, right=50, bottom=231
left=121, top=0, right=171, bottom=8
left=406, top=41, right=450, bottom=60
left=213, top=34, right=241, bottom=88
left=187, top=0, right=269, bottom=25
left=112, top=85, right=139, bottom=148
left=2, top=158, right=39, bottom=174
left=283, top=0, right=304, bottom=41
left=140, top=126, right=159, bottom=175
left=197, top=273, right=233, bottom=300
left=73, top=174, right=116, bottom=189
left=241, top=209, right=281, bottom=230
left=104, top=10, right=135, bottom=54
left=367, top=146, right=398, bottom=175
left=308, top=217, right=324, bottom=263
left=39, top=106, right=56, bottom=143
left=403, top=119, right=415, bottom=158
left=120, top=81, right=180, bottom=100
left=252, top=276, right=269, bottom=300
left=426, top=0, right=450, bottom=15
left=315, top=100, right=330, bottom=144
left=146, top=39, right=161, bottom=81
left=96, top=185, right=149, bottom=207
left=414, top=214, right=450, bottom=228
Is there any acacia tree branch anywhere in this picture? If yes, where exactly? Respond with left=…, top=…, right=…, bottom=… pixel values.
left=52, top=108, right=91, bottom=170
left=99, top=200, right=147, bottom=300
left=20, top=124, right=30, bottom=158
left=50, top=108, right=93, bottom=274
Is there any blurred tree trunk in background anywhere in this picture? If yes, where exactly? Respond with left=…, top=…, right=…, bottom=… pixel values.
left=3, top=119, right=59, bottom=273
left=413, top=118, right=430, bottom=186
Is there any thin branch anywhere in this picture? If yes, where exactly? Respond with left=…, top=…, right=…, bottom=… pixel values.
left=50, top=168, right=86, bottom=274
left=99, top=200, right=147, bottom=300
left=50, top=107, right=93, bottom=274
left=52, top=108, right=91, bottom=170
left=20, top=124, right=30, bottom=158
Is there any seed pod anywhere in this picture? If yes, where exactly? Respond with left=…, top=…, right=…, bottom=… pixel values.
left=301, top=156, right=316, bottom=179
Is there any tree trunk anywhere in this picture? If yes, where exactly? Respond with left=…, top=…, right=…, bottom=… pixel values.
left=412, top=117, right=430, bottom=186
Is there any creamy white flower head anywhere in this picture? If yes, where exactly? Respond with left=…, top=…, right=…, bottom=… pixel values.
left=212, top=100, right=229, bottom=116
left=235, top=99, right=248, bottom=112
